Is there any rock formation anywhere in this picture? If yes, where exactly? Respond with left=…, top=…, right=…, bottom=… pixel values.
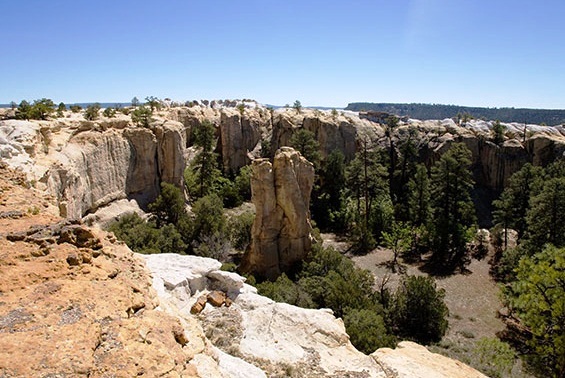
left=0, top=117, right=186, bottom=220
left=241, top=147, right=315, bottom=279
left=218, top=108, right=268, bottom=174
left=2, top=102, right=565, bottom=225
left=0, top=166, right=212, bottom=377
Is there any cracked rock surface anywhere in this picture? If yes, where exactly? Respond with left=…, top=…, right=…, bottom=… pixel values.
left=0, top=166, right=212, bottom=377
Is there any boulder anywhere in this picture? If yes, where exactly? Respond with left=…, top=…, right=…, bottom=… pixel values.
left=241, top=147, right=315, bottom=279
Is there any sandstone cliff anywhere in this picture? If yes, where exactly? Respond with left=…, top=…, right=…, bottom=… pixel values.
left=241, top=147, right=315, bottom=279
left=2, top=102, right=565, bottom=226
left=0, top=116, right=186, bottom=220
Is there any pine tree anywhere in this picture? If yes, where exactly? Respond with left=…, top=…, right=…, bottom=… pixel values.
left=492, top=163, right=543, bottom=239
left=187, top=120, right=222, bottom=199
left=525, top=177, right=565, bottom=250
left=407, top=164, right=431, bottom=227
left=429, top=143, right=476, bottom=272
left=289, top=129, right=320, bottom=167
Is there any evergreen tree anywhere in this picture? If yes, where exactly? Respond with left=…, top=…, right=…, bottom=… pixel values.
left=187, top=120, right=222, bottom=199
left=131, top=105, right=153, bottom=127
left=131, top=96, right=140, bottom=107
left=148, top=182, right=187, bottom=228
left=293, top=100, right=302, bottom=113
left=508, top=245, right=565, bottom=377
left=84, top=103, right=101, bottom=121
left=15, top=100, right=32, bottom=120
left=492, top=163, right=543, bottom=239
left=311, top=150, right=346, bottom=230
left=407, top=164, right=431, bottom=227
left=393, top=129, right=420, bottom=220
left=524, top=177, right=565, bottom=250
left=391, top=275, right=449, bottom=344
left=429, top=143, right=476, bottom=272
left=57, top=102, right=66, bottom=117
left=289, top=129, right=320, bottom=167
left=492, top=120, right=506, bottom=146
left=345, top=142, right=389, bottom=253
left=30, top=98, right=55, bottom=120
left=145, top=96, right=161, bottom=111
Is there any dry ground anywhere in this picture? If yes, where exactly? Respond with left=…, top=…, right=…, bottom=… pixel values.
left=322, top=233, right=532, bottom=377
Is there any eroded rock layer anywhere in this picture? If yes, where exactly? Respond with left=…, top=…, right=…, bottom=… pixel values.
left=241, top=147, right=315, bottom=279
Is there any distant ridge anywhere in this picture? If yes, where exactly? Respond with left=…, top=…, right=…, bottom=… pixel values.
left=346, top=102, right=565, bottom=125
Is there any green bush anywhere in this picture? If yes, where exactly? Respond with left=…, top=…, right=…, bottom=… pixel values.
left=344, top=309, right=396, bottom=354
left=108, top=213, right=185, bottom=254
left=471, top=338, right=515, bottom=378
left=391, top=275, right=449, bottom=344
left=70, top=104, right=82, bottom=113
left=84, top=103, right=101, bottom=121
left=257, top=273, right=314, bottom=309
left=191, top=194, right=226, bottom=239
left=131, top=105, right=153, bottom=127
left=103, top=107, right=116, bottom=118
left=228, top=211, right=254, bottom=251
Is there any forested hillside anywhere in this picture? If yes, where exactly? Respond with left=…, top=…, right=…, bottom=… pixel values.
left=346, top=102, right=565, bottom=125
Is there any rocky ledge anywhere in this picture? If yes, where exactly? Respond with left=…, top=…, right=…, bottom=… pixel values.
left=143, top=252, right=488, bottom=378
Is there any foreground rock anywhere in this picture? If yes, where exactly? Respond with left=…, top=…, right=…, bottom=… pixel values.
left=144, top=253, right=385, bottom=377
left=241, top=147, right=315, bottom=279
left=0, top=166, right=217, bottom=377
left=373, top=341, right=487, bottom=378
left=143, top=252, right=489, bottom=378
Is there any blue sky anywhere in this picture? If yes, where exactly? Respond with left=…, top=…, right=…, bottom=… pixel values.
left=2, top=0, right=564, bottom=108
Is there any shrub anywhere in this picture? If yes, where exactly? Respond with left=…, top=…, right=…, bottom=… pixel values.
left=191, top=194, right=226, bottom=239
left=344, top=309, right=396, bottom=354
left=131, top=105, right=153, bottom=127
left=256, top=273, right=314, bottom=309
left=103, top=107, right=116, bottom=118
left=70, top=105, right=82, bottom=113
left=228, top=211, right=254, bottom=251
left=391, top=275, right=449, bottom=344
left=84, top=103, right=101, bottom=121
left=107, top=213, right=185, bottom=254
left=471, top=338, right=515, bottom=378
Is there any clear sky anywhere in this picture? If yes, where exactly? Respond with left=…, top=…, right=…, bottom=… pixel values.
left=2, top=0, right=564, bottom=108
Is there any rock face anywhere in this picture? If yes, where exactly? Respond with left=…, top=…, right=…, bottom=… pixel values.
left=2, top=103, right=565, bottom=224
left=218, top=109, right=269, bottom=174
left=0, top=118, right=186, bottom=220
left=241, top=147, right=315, bottom=279
left=0, top=166, right=213, bottom=377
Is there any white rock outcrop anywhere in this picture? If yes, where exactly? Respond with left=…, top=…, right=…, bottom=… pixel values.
left=142, top=253, right=488, bottom=378
left=142, top=253, right=385, bottom=377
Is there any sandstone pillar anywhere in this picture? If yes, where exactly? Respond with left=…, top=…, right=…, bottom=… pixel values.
left=241, top=147, right=315, bottom=279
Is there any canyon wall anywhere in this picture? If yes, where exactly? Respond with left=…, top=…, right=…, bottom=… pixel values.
left=2, top=103, right=564, bottom=222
